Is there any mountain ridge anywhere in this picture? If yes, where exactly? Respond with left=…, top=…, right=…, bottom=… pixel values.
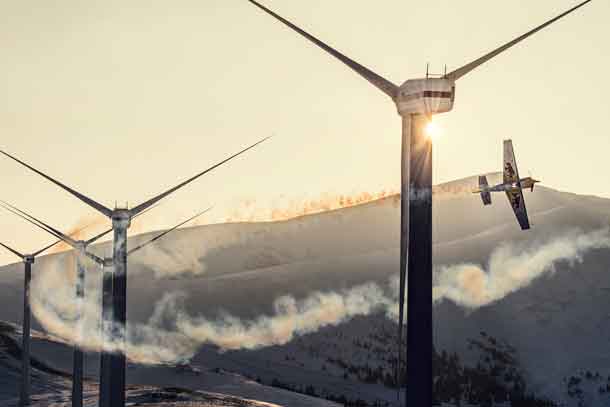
left=1, top=176, right=609, bottom=406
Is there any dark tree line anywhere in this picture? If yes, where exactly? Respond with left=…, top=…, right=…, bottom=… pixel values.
left=563, top=369, right=610, bottom=407
left=434, top=332, right=554, bottom=406
left=268, top=322, right=558, bottom=406
left=323, top=331, right=556, bottom=406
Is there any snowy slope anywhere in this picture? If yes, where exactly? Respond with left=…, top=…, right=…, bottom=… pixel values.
left=0, top=174, right=609, bottom=405
left=0, top=321, right=337, bottom=406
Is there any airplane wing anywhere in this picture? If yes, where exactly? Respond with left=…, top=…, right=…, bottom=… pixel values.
left=505, top=189, right=530, bottom=230
left=503, top=139, right=520, bottom=184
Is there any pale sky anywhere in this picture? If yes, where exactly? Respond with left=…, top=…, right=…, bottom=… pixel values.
left=1, top=0, right=608, bottom=266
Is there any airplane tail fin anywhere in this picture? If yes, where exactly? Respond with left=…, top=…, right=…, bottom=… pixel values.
left=478, top=175, right=492, bottom=205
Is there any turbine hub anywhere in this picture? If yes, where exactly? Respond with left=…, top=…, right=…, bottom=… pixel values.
left=395, top=78, right=455, bottom=116
left=112, top=209, right=131, bottom=229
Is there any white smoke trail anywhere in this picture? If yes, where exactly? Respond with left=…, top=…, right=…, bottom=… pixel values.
left=29, top=255, right=198, bottom=364
left=433, top=228, right=610, bottom=308
left=28, top=228, right=610, bottom=364
left=129, top=241, right=207, bottom=278
left=176, top=282, right=393, bottom=351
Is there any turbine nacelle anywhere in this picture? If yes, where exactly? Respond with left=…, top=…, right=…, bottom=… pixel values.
left=112, top=209, right=132, bottom=229
left=394, top=78, right=455, bottom=117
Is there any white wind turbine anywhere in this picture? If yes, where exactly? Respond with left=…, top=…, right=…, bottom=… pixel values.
left=0, top=137, right=268, bottom=407
left=244, top=1, right=593, bottom=404
left=0, top=200, right=159, bottom=407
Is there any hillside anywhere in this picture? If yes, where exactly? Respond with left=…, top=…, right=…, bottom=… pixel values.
left=1, top=174, right=609, bottom=405
left=0, top=321, right=337, bottom=406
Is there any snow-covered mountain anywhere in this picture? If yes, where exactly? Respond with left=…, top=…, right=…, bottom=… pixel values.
left=0, top=321, right=337, bottom=406
left=1, top=174, right=609, bottom=406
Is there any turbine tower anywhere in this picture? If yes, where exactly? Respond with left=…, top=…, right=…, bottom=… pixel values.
left=0, top=236, right=61, bottom=406
left=244, top=1, right=592, bottom=404
left=1, top=202, right=212, bottom=375
left=0, top=137, right=269, bottom=407
left=0, top=201, right=158, bottom=407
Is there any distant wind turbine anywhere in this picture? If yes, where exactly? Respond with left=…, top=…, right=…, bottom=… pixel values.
left=0, top=201, right=158, bottom=407
left=0, top=241, right=57, bottom=407
left=0, top=137, right=269, bottom=407
left=1, top=201, right=210, bottom=406
left=0, top=225, right=87, bottom=407
left=244, top=1, right=593, bottom=404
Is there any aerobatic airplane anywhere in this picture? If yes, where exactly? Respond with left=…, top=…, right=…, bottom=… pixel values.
left=474, top=140, right=540, bottom=230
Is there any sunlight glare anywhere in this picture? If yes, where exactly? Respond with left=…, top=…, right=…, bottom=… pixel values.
left=425, top=120, right=442, bottom=140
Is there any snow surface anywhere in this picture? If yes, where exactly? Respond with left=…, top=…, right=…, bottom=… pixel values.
left=1, top=175, right=610, bottom=406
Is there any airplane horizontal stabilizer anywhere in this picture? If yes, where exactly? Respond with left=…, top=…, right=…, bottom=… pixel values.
left=478, top=175, right=492, bottom=205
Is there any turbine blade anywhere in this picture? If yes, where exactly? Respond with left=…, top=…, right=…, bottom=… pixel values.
left=129, top=137, right=269, bottom=217
left=0, top=150, right=113, bottom=218
left=133, top=202, right=161, bottom=219
left=69, top=218, right=100, bottom=237
left=81, top=250, right=106, bottom=266
left=127, top=206, right=212, bottom=256
left=1, top=201, right=107, bottom=259
left=0, top=201, right=64, bottom=241
left=0, top=200, right=79, bottom=248
left=85, top=228, right=113, bottom=245
left=0, top=202, right=105, bottom=264
left=0, top=242, right=24, bottom=259
left=445, top=0, right=592, bottom=81
left=32, top=240, right=62, bottom=257
left=246, top=0, right=399, bottom=100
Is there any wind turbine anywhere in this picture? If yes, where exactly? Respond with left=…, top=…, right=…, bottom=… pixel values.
left=0, top=201, right=157, bottom=407
left=0, top=235, right=63, bottom=407
left=0, top=137, right=268, bottom=407
left=1, top=201, right=211, bottom=356
left=244, top=1, right=593, bottom=404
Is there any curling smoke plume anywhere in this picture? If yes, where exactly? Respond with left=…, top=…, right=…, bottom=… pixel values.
left=175, top=283, right=393, bottom=351
left=30, top=255, right=198, bottom=364
left=29, top=228, right=609, bottom=364
left=433, top=228, right=610, bottom=308
left=129, top=240, right=207, bottom=278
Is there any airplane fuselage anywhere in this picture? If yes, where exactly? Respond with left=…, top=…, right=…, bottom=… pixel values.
left=483, top=177, right=538, bottom=193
